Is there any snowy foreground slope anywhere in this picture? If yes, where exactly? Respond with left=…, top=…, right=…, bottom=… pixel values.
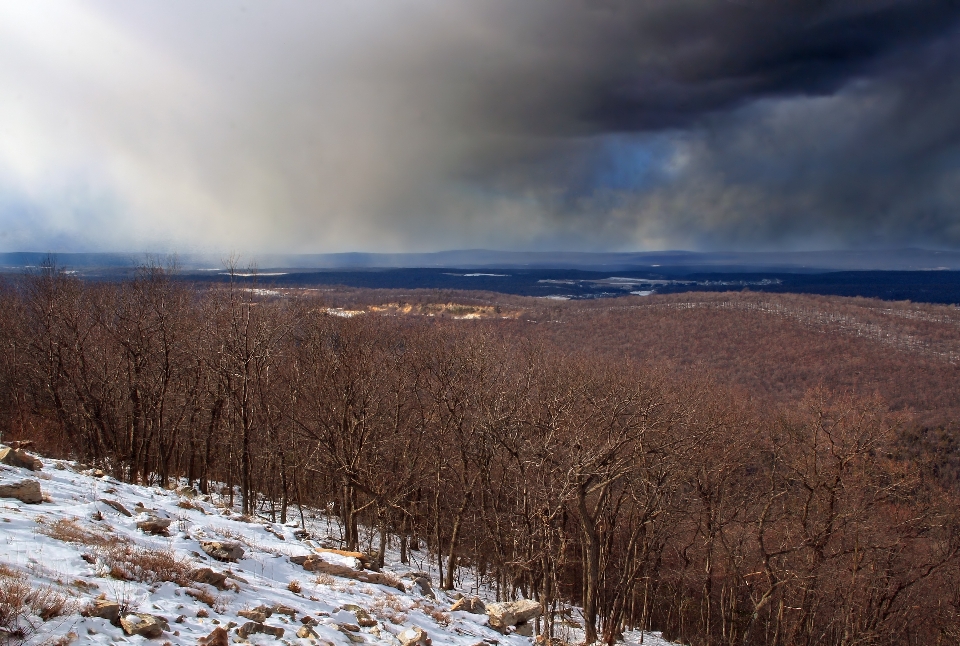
left=0, top=447, right=672, bottom=646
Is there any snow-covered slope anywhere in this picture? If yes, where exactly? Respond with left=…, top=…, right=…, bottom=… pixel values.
left=0, top=448, right=672, bottom=646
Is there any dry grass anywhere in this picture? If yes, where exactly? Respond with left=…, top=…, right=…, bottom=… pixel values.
left=0, top=567, right=76, bottom=645
left=184, top=588, right=228, bottom=613
left=313, top=573, right=335, bottom=586
left=370, top=595, right=408, bottom=626
left=37, top=519, right=110, bottom=547
left=287, top=580, right=302, bottom=594
left=98, top=545, right=192, bottom=587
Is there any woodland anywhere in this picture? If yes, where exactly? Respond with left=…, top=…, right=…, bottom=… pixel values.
left=2, top=264, right=960, bottom=646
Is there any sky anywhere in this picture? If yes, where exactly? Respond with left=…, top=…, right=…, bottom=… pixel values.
left=2, top=0, right=960, bottom=254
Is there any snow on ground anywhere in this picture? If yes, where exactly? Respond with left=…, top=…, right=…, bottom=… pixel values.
left=0, top=448, right=674, bottom=645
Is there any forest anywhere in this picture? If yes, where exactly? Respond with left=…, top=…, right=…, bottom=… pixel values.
left=2, top=264, right=959, bottom=646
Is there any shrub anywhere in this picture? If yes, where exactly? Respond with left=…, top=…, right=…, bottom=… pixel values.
left=98, top=546, right=192, bottom=587
left=0, top=566, right=75, bottom=646
left=38, top=519, right=110, bottom=547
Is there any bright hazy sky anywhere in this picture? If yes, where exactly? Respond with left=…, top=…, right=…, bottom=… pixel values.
left=2, top=1, right=960, bottom=254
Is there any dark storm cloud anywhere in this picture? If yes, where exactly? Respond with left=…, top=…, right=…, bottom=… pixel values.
left=1, top=1, right=960, bottom=252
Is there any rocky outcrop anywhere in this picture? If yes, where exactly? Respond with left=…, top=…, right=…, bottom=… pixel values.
left=450, top=596, right=486, bottom=614
left=198, top=626, right=229, bottom=646
left=342, top=604, right=376, bottom=628
left=0, top=447, right=43, bottom=471
left=292, top=555, right=404, bottom=590
left=236, top=621, right=284, bottom=639
left=486, top=599, right=541, bottom=633
left=297, top=625, right=318, bottom=639
left=402, top=572, right=435, bottom=599
left=100, top=499, right=132, bottom=517
left=84, top=599, right=120, bottom=624
left=398, top=626, right=431, bottom=646
left=0, top=479, right=42, bottom=504
left=315, top=547, right=376, bottom=570
left=136, top=516, right=171, bottom=535
left=119, top=613, right=168, bottom=638
left=200, top=540, right=244, bottom=562
left=191, top=567, right=229, bottom=590
left=238, top=607, right=270, bottom=623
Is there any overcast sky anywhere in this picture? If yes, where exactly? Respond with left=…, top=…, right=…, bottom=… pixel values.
left=2, top=0, right=960, bottom=254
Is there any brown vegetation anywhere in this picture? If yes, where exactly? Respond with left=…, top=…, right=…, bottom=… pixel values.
left=1, top=265, right=959, bottom=645
left=0, top=565, right=74, bottom=645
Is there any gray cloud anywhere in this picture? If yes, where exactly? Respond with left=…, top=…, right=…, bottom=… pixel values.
left=1, top=0, right=959, bottom=253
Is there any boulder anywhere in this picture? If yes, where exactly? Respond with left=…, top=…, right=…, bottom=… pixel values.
left=200, top=540, right=244, bottom=562
left=314, top=548, right=375, bottom=570
left=236, top=621, right=284, bottom=639
left=296, top=556, right=403, bottom=590
left=238, top=608, right=268, bottom=623
left=297, top=625, right=318, bottom=639
left=342, top=604, right=376, bottom=628
left=0, top=479, right=42, bottom=504
left=402, top=572, right=435, bottom=599
left=0, top=447, right=43, bottom=471
left=136, top=517, right=171, bottom=535
left=486, top=599, right=542, bottom=633
left=119, top=613, right=168, bottom=638
left=273, top=604, right=297, bottom=618
left=198, top=626, right=229, bottom=646
left=191, top=567, right=229, bottom=590
left=85, top=599, right=120, bottom=624
left=100, top=499, right=132, bottom=517
left=450, top=596, right=486, bottom=614
left=398, top=626, right=431, bottom=646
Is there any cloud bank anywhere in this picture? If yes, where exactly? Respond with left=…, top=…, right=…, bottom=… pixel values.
left=1, top=0, right=960, bottom=253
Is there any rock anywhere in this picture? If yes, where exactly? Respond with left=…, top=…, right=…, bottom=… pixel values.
left=293, top=529, right=310, bottom=540
left=136, top=517, right=171, bottom=535
left=198, top=626, right=229, bottom=646
left=398, top=626, right=432, bottom=646
left=486, top=600, right=541, bottom=633
left=339, top=623, right=360, bottom=632
left=200, top=540, right=244, bottom=562
left=191, top=567, right=229, bottom=590
left=341, top=604, right=375, bottom=628
left=314, top=548, right=375, bottom=570
left=225, top=571, right=248, bottom=584
left=297, top=625, right=318, bottom=639
left=85, top=599, right=120, bottom=624
left=0, top=447, right=43, bottom=471
left=450, top=596, right=486, bottom=614
left=236, top=621, right=284, bottom=639
left=402, top=572, right=435, bottom=599
left=0, top=480, right=42, bottom=504
left=238, top=609, right=268, bottom=623
left=120, top=613, right=167, bottom=638
left=297, top=556, right=404, bottom=591
left=100, top=499, right=132, bottom=517
left=301, top=616, right=318, bottom=626
left=137, top=511, right=173, bottom=536
left=515, top=622, right=534, bottom=636
left=273, top=604, right=297, bottom=618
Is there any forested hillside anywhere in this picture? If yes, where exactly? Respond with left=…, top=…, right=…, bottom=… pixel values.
left=2, top=266, right=959, bottom=646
